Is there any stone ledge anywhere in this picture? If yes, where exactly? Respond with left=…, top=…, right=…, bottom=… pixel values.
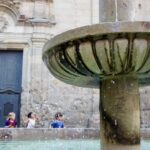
left=0, top=128, right=149, bottom=140
left=0, top=128, right=99, bottom=140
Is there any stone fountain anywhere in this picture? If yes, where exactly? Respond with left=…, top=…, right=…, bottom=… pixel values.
left=42, top=0, right=150, bottom=150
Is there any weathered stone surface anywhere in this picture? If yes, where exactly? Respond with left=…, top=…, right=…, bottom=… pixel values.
left=99, top=0, right=150, bottom=22
left=0, top=0, right=150, bottom=130
left=140, top=87, right=150, bottom=128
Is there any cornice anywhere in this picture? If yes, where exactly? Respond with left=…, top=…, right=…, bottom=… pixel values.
left=0, top=0, right=56, bottom=27
left=17, top=16, right=56, bottom=27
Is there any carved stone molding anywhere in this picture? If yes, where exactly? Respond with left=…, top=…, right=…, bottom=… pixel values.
left=17, top=16, right=56, bottom=27
left=0, top=0, right=20, bottom=8
left=0, top=0, right=20, bottom=22
left=0, top=16, right=8, bottom=32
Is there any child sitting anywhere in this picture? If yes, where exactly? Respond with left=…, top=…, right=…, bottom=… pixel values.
left=49, top=112, right=64, bottom=128
left=5, top=112, right=17, bottom=128
left=26, top=112, right=36, bottom=128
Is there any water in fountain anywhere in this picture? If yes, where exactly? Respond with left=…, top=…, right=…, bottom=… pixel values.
left=0, top=139, right=150, bottom=150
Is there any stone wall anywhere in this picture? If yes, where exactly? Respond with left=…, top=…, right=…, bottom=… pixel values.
left=0, top=0, right=100, bottom=128
left=140, top=87, right=150, bottom=128
left=0, top=0, right=150, bottom=128
left=20, top=0, right=100, bottom=128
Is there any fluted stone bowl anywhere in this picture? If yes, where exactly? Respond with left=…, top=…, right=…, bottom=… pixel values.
left=43, top=22, right=150, bottom=88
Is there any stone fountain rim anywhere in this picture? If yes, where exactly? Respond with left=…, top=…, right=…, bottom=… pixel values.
left=43, top=21, right=150, bottom=57
left=42, top=21, right=150, bottom=88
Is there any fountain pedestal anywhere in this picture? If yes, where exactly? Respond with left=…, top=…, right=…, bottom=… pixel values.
left=43, top=21, right=150, bottom=150
left=43, top=22, right=150, bottom=150
left=100, top=76, right=140, bottom=150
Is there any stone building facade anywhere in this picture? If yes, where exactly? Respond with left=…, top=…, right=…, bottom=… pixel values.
left=0, top=0, right=149, bottom=128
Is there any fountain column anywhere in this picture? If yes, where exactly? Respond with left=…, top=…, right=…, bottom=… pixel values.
left=100, top=76, right=140, bottom=150
left=99, top=0, right=150, bottom=149
left=99, top=0, right=150, bottom=22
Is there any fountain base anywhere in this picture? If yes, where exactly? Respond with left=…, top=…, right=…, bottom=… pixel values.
left=101, top=145, right=140, bottom=150
left=100, top=76, right=140, bottom=150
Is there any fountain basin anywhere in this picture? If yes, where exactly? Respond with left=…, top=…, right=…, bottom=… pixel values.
left=43, top=21, right=150, bottom=88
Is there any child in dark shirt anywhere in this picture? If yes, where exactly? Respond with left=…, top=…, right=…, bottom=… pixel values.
left=49, top=112, right=64, bottom=128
